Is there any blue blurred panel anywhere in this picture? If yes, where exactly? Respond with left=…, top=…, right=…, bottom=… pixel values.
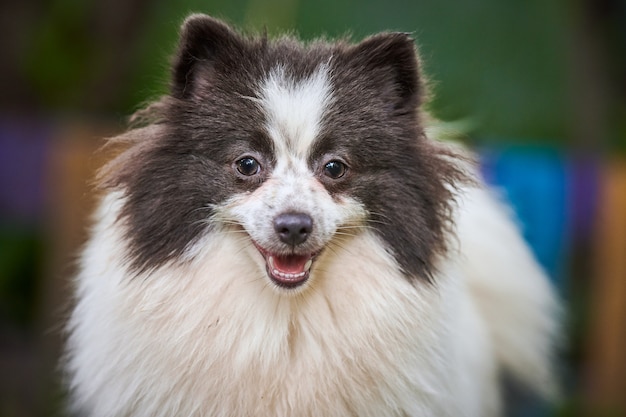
left=479, top=145, right=570, bottom=290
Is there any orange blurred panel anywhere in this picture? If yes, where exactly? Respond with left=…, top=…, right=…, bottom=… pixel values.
left=585, top=158, right=626, bottom=414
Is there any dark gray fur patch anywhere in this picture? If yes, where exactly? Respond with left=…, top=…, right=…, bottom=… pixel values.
left=100, top=14, right=466, bottom=280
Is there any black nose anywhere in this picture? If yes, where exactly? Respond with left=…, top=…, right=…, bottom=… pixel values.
left=273, top=212, right=313, bottom=246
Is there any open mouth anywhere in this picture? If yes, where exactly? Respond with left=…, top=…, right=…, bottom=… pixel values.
left=254, top=244, right=317, bottom=288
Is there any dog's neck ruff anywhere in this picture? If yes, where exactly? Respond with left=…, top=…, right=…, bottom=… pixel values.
left=67, top=192, right=462, bottom=417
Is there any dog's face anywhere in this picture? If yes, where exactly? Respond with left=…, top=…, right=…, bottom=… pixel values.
left=103, top=15, right=462, bottom=290
left=217, top=64, right=370, bottom=289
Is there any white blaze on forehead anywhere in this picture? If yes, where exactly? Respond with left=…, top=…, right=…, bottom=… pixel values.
left=258, top=64, right=333, bottom=157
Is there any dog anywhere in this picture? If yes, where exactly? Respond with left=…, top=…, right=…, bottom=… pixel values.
left=65, top=14, right=560, bottom=417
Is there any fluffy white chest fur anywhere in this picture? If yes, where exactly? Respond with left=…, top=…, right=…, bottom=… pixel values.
left=65, top=14, right=559, bottom=417
left=67, top=187, right=556, bottom=417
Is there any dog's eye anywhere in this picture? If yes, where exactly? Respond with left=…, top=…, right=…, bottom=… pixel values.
left=236, top=157, right=261, bottom=176
left=323, top=160, right=347, bottom=179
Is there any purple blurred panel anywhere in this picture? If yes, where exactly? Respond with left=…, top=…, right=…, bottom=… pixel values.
left=0, top=119, right=53, bottom=224
left=569, top=156, right=601, bottom=243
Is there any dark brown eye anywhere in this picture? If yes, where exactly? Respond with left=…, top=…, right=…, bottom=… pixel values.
left=236, top=157, right=260, bottom=176
left=323, top=160, right=347, bottom=179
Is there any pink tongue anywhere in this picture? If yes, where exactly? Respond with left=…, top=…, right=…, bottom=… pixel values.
left=273, top=254, right=310, bottom=274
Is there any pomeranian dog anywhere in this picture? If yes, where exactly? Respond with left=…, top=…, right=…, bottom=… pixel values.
left=65, top=14, right=560, bottom=417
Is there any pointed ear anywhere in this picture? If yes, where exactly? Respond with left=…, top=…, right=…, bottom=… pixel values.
left=171, top=14, right=244, bottom=99
left=350, top=33, right=423, bottom=112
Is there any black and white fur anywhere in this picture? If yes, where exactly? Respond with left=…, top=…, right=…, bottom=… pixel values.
left=65, top=15, right=560, bottom=417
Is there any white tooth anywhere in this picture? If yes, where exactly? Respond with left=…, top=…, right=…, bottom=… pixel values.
left=304, top=259, right=313, bottom=272
left=268, top=256, right=275, bottom=269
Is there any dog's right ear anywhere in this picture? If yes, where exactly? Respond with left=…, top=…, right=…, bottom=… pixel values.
left=171, top=14, right=244, bottom=99
left=348, top=32, right=423, bottom=114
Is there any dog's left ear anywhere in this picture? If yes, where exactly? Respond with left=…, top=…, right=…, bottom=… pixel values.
left=349, top=33, right=423, bottom=112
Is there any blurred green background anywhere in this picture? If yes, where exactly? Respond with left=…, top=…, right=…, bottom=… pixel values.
left=1, top=0, right=625, bottom=416
left=8, top=0, right=626, bottom=147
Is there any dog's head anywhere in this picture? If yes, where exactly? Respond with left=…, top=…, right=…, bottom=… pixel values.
left=101, top=15, right=464, bottom=290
